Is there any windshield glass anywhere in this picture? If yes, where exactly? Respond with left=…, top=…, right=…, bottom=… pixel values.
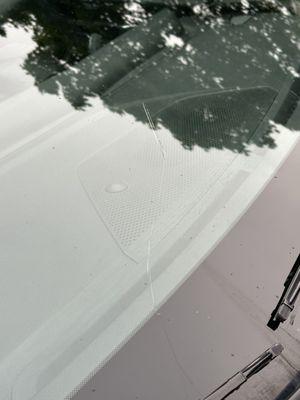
left=0, top=1, right=299, bottom=399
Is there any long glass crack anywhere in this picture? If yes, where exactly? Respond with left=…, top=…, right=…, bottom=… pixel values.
left=142, top=101, right=167, bottom=309
left=268, top=253, right=300, bottom=330
left=203, top=344, right=284, bottom=400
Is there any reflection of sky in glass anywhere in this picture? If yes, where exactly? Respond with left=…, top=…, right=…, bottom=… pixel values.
left=0, top=24, right=36, bottom=100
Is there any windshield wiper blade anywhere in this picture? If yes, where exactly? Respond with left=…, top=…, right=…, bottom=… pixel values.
left=203, top=344, right=284, bottom=400
left=268, top=253, right=300, bottom=331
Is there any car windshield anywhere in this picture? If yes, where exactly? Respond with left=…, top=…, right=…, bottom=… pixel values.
left=0, top=1, right=300, bottom=399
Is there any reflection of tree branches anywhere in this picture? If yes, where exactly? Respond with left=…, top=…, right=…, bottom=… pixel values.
left=0, top=0, right=285, bottom=86
left=112, top=87, right=280, bottom=155
left=0, top=0, right=299, bottom=155
left=0, top=0, right=162, bottom=85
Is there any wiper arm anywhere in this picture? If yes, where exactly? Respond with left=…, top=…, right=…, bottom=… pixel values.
left=203, top=344, right=284, bottom=400
left=268, top=253, right=300, bottom=331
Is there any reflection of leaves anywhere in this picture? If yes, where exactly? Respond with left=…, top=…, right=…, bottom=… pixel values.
left=0, top=0, right=161, bottom=84
left=0, top=0, right=299, bottom=155
left=28, top=7, right=184, bottom=109
left=0, top=25, right=6, bottom=36
left=0, top=0, right=281, bottom=86
left=156, top=91, right=274, bottom=154
left=119, top=87, right=279, bottom=155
